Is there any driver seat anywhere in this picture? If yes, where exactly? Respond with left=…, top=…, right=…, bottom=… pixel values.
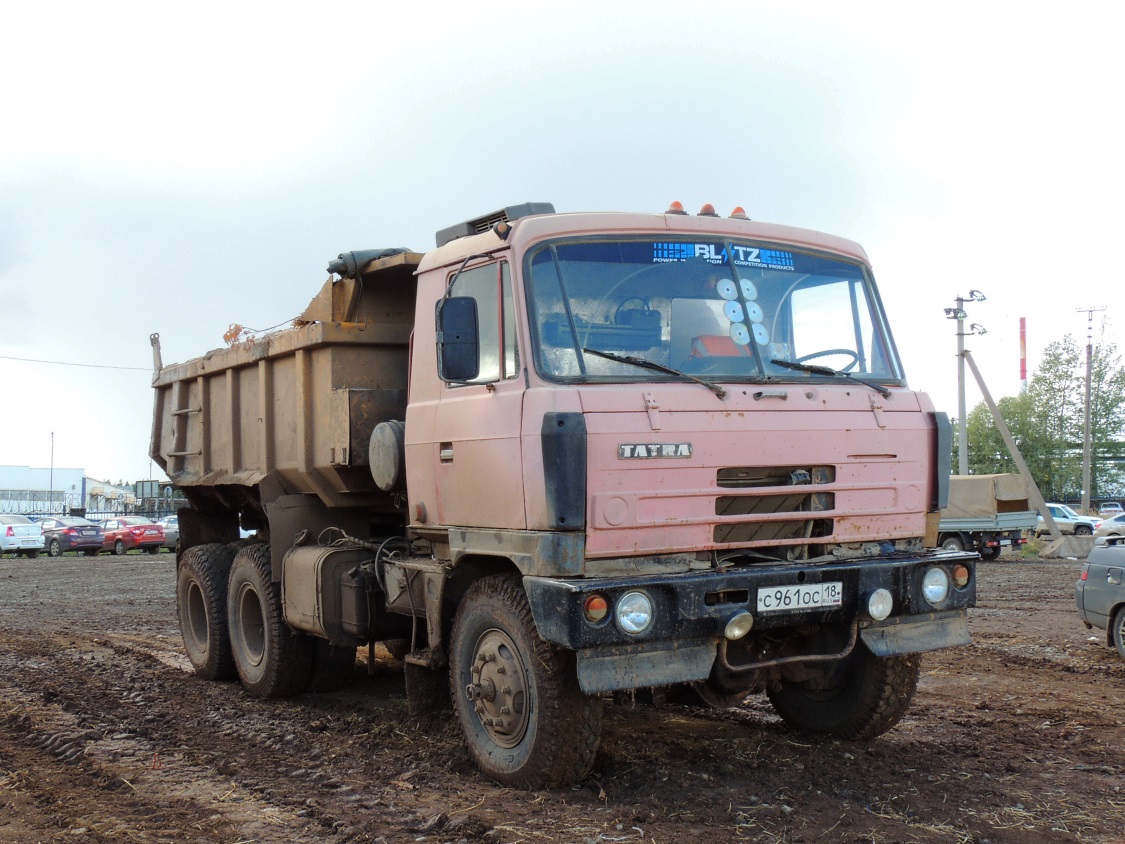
left=688, top=335, right=753, bottom=359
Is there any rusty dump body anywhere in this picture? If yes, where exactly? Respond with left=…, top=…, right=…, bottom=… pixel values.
left=153, top=203, right=978, bottom=788
left=150, top=252, right=420, bottom=529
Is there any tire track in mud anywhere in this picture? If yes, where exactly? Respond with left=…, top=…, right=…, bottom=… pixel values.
left=0, top=631, right=490, bottom=843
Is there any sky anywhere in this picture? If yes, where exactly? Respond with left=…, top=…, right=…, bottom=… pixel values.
left=1, top=2, right=1121, bottom=483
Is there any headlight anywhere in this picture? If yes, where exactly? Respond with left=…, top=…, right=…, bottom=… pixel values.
left=922, top=567, right=950, bottom=606
left=867, top=588, right=893, bottom=621
left=615, top=591, right=654, bottom=635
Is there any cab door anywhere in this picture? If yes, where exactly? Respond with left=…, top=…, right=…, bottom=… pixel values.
left=431, top=260, right=527, bottom=528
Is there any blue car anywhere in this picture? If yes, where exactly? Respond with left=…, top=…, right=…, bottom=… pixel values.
left=1076, top=536, right=1125, bottom=661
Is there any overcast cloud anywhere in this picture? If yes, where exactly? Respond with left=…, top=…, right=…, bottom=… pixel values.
left=1, top=1, right=1120, bottom=482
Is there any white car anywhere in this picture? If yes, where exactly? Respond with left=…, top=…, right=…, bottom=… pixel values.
left=1098, top=502, right=1123, bottom=518
left=1094, top=512, right=1125, bottom=539
left=1036, top=503, right=1101, bottom=537
left=0, top=514, right=45, bottom=558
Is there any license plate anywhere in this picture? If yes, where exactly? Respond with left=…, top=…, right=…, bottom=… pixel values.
left=145, top=529, right=158, bottom=535
left=82, top=530, right=95, bottom=536
left=757, top=581, right=843, bottom=613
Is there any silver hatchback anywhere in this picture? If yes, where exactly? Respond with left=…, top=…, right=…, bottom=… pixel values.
left=1076, top=536, right=1125, bottom=661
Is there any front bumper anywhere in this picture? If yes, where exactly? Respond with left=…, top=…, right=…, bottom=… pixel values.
left=524, top=551, right=976, bottom=693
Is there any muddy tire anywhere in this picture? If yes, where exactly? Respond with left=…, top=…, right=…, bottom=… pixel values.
left=450, top=574, right=602, bottom=788
left=980, top=546, right=1002, bottom=561
left=176, top=543, right=238, bottom=681
left=306, top=640, right=357, bottom=693
left=1112, top=606, right=1125, bottom=662
left=767, top=643, right=920, bottom=740
left=227, top=543, right=313, bottom=698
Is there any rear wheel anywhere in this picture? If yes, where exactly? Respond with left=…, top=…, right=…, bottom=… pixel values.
left=113, top=539, right=126, bottom=556
left=146, top=546, right=160, bottom=555
left=227, top=544, right=313, bottom=697
left=1112, top=607, right=1125, bottom=662
left=24, top=549, right=40, bottom=559
left=450, top=574, right=602, bottom=788
left=83, top=548, right=99, bottom=557
left=767, top=642, right=920, bottom=740
left=940, top=535, right=964, bottom=552
left=980, top=546, right=1002, bottom=561
left=177, top=543, right=238, bottom=680
left=48, top=539, right=62, bottom=557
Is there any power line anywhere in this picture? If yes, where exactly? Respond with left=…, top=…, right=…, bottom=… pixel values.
left=0, top=353, right=149, bottom=372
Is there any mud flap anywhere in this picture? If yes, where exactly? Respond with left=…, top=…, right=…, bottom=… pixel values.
left=861, top=611, right=971, bottom=657
left=576, top=641, right=716, bottom=694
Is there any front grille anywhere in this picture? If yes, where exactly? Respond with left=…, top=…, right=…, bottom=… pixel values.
left=713, top=465, right=835, bottom=545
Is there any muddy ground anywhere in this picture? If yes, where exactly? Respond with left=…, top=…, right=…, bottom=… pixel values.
left=1, top=550, right=1122, bottom=844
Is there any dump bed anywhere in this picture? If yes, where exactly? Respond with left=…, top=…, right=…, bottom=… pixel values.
left=150, top=251, right=422, bottom=510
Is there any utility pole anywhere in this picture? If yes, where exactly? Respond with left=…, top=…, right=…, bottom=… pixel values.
left=1077, top=306, right=1106, bottom=513
left=946, top=291, right=987, bottom=474
left=49, top=432, right=55, bottom=515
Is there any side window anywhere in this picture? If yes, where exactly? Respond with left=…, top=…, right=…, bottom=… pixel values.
left=447, top=261, right=519, bottom=384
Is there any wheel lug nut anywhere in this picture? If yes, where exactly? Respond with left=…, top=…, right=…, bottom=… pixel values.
left=500, top=706, right=510, bottom=715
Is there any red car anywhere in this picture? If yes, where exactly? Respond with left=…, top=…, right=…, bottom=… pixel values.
left=98, top=517, right=166, bottom=555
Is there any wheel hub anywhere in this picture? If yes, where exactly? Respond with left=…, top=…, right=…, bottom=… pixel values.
left=465, top=628, right=528, bottom=748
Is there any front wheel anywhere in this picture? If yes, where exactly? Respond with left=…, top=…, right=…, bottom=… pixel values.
left=450, top=574, right=602, bottom=788
left=227, top=544, right=313, bottom=697
left=767, top=642, right=920, bottom=740
left=1112, top=607, right=1125, bottom=662
left=1075, top=525, right=1093, bottom=536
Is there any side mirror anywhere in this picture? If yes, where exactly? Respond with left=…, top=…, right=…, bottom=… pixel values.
left=436, top=296, right=480, bottom=382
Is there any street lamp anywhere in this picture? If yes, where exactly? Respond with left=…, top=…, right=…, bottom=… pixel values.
left=948, top=292, right=987, bottom=475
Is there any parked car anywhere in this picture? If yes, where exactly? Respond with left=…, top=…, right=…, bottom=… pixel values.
left=1076, top=536, right=1125, bottom=661
left=98, top=516, right=165, bottom=555
left=1036, top=503, right=1101, bottom=536
left=38, top=516, right=104, bottom=557
left=0, top=514, right=45, bottom=558
left=1094, top=512, right=1125, bottom=539
left=1098, top=502, right=1124, bottom=518
left=157, top=515, right=179, bottom=552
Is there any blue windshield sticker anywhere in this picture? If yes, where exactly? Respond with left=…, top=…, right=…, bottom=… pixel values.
left=731, top=245, right=794, bottom=270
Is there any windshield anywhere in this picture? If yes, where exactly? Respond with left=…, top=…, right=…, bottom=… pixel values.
left=525, top=237, right=904, bottom=384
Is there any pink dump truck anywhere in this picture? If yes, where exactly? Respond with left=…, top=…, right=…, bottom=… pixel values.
left=150, top=202, right=976, bottom=787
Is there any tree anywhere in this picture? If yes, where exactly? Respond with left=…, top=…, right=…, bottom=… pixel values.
left=962, top=324, right=1125, bottom=501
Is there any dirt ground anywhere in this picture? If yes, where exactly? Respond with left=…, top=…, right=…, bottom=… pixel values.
left=1, top=550, right=1122, bottom=844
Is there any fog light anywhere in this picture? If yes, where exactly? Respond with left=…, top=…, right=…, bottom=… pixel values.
left=724, top=611, right=754, bottom=640
left=867, top=588, right=893, bottom=621
left=952, top=564, right=971, bottom=589
left=583, top=594, right=608, bottom=624
left=615, top=591, right=654, bottom=635
left=922, top=567, right=950, bottom=606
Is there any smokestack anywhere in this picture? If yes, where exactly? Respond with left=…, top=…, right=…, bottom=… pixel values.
left=1020, top=317, right=1027, bottom=393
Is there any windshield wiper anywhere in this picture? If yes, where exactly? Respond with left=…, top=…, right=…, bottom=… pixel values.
left=770, top=359, right=891, bottom=399
left=582, top=348, right=726, bottom=399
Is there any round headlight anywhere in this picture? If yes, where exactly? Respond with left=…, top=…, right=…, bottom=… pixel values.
left=867, top=588, right=893, bottom=621
left=922, top=567, right=950, bottom=606
left=724, top=610, right=754, bottom=640
left=615, top=591, right=654, bottom=635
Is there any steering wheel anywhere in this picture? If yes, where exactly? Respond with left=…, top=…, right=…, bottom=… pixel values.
left=794, top=348, right=860, bottom=372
